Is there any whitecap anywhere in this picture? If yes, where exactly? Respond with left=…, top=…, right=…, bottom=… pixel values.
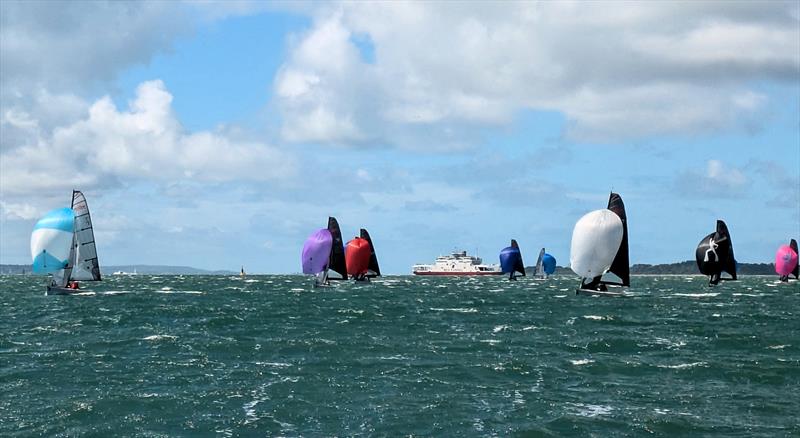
left=583, top=315, right=612, bottom=321
left=570, top=359, right=595, bottom=366
left=492, top=325, right=509, bottom=333
left=143, top=335, right=177, bottom=341
left=429, top=307, right=478, bottom=313
left=673, top=293, right=719, bottom=298
left=657, top=361, right=707, bottom=369
left=570, top=403, right=613, bottom=417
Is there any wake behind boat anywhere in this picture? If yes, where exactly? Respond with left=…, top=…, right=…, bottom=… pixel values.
left=413, top=250, right=502, bottom=276
left=31, top=190, right=102, bottom=295
left=570, top=192, right=630, bottom=297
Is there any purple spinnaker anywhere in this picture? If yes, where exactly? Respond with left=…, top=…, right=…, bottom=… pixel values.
left=302, top=229, right=333, bottom=274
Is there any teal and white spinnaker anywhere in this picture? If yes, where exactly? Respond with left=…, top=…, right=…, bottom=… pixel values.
left=31, top=208, right=75, bottom=274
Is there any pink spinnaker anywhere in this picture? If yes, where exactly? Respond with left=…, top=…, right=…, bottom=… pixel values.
left=775, top=244, right=798, bottom=276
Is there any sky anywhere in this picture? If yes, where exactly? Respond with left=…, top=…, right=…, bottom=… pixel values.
left=1, top=1, right=798, bottom=274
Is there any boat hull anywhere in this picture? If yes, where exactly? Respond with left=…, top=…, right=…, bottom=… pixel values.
left=413, top=271, right=504, bottom=276
left=46, top=286, right=81, bottom=295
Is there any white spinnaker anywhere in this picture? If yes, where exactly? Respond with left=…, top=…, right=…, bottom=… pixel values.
left=570, top=209, right=623, bottom=279
left=70, top=191, right=101, bottom=281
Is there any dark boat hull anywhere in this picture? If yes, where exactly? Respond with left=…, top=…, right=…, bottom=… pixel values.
left=46, top=286, right=81, bottom=295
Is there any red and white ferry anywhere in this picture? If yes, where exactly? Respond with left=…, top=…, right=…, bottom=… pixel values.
left=412, top=250, right=503, bottom=276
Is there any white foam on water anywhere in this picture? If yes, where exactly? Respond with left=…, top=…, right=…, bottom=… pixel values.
left=156, top=290, right=204, bottom=295
left=767, top=345, right=789, bottom=350
left=583, top=315, right=612, bottom=321
left=479, top=339, right=501, bottom=345
left=570, top=403, right=613, bottom=417
left=570, top=359, right=595, bottom=366
left=262, top=362, right=293, bottom=370
left=493, top=324, right=509, bottom=333
left=657, top=361, right=707, bottom=369
left=429, top=307, right=478, bottom=313
left=143, top=335, right=177, bottom=341
left=673, top=293, right=719, bottom=298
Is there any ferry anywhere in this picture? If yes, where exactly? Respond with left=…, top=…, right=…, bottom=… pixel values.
left=412, top=250, right=503, bottom=276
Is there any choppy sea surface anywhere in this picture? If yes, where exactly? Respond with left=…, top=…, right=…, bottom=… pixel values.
left=1, top=274, right=798, bottom=436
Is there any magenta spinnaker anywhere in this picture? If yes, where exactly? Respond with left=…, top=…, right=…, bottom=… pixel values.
left=775, top=244, right=798, bottom=276
left=302, top=229, right=333, bottom=274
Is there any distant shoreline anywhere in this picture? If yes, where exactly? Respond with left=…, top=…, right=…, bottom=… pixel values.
left=0, top=261, right=783, bottom=276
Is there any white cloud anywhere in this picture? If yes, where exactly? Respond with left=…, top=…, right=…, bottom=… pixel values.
left=274, top=1, right=799, bottom=147
left=0, top=201, right=41, bottom=221
left=0, top=80, right=296, bottom=197
left=0, top=1, right=191, bottom=94
left=677, top=159, right=749, bottom=198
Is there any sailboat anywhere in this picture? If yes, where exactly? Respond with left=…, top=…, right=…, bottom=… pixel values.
left=240, top=266, right=246, bottom=278
left=499, top=239, right=525, bottom=281
left=695, top=220, right=737, bottom=286
left=570, top=192, right=630, bottom=297
left=532, top=248, right=556, bottom=279
left=31, top=190, right=102, bottom=295
left=542, top=252, right=557, bottom=277
left=301, top=217, right=347, bottom=287
left=775, top=239, right=799, bottom=282
left=345, top=228, right=381, bottom=282
left=360, top=228, right=381, bottom=279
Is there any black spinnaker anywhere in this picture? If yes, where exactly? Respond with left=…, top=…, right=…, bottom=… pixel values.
left=791, top=239, right=799, bottom=280
left=327, top=217, right=347, bottom=280
left=695, top=220, right=737, bottom=285
left=360, top=228, right=381, bottom=278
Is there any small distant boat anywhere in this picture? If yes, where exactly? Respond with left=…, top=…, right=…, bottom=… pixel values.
left=775, top=239, right=799, bottom=282
left=571, top=192, right=630, bottom=297
left=533, top=248, right=556, bottom=279
left=301, top=217, right=347, bottom=287
left=499, top=239, right=525, bottom=281
left=31, top=191, right=102, bottom=295
left=345, top=228, right=381, bottom=282
left=240, top=266, right=246, bottom=278
left=413, top=250, right=502, bottom=276
left=696, top=220, right=737, bottom=286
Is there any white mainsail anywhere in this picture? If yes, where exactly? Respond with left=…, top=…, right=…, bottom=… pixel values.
left=534, top=248, right=545, bottom=278
left=66, top=191, right=101, bottom=282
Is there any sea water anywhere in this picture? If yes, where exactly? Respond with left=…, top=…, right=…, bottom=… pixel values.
left=1, top=275, right=798, bottom=436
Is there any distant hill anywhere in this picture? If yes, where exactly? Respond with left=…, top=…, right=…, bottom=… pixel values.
left=0, top=264, right=235, bottom=275
left=524, top=261, right=778, bottom=276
